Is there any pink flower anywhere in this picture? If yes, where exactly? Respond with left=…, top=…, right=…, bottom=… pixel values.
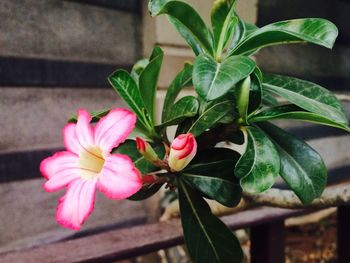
left=168, top=133, right=197, bottom=172
left=40, top=108, right=142, bottom=230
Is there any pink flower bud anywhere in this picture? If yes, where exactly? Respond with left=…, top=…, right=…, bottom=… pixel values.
left=136, top=137, right=159, bottom=163
left=168, top=133, right=197, bottom=172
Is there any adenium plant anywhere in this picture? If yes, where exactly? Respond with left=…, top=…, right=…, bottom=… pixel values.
left=40, top=0, right=350, bottom=262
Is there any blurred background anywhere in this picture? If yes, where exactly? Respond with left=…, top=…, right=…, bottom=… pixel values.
left=0, top=0, right=349, bottom=261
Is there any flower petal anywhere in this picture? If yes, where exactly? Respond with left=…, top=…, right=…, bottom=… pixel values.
left=40, top=151, right=79, bottom=180
left=63, top=109, right=94, bottom=155
left=56, top=179, right=97, bottom=230
left=76, top=109, right=94, bottom=148
left=97, top=154, right=142, bottom=199
left=63, top=123, right=82, bottom=155
left=94, top=109, right=136, bottom=155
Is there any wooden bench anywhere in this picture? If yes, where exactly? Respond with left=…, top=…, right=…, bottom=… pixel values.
left=0, top=99, right=349, bottom=262
left=0, top=206, right=349, bottom=263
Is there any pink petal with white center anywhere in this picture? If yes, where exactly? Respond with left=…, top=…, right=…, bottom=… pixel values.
left=56, top=178, right=97, bottom=230
left=63, top=123, right=83, bottom=155
left=44, top=169, right=81, bottom=192
left=40, top=151, right=79, bottom=179
left=94, top=109, right=136, bottom=155
left=97, top=154, right=142, bottom=199
left=76, top=109, right=94, bottom=148
left=63, top=109, right=94, bottom=155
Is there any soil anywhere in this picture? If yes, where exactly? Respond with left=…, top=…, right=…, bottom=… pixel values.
left=285, top=214, right=337, bottom=263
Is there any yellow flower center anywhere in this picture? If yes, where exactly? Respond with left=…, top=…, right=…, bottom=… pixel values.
left=79, top=146, right=105, bottom=180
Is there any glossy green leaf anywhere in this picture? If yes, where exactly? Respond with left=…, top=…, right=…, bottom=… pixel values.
left=259, top=122, right=327, bottom=204
left=262, top=91, right=279, bottom=107
left=230, top=18, right=338, bottom=56
left=68, top=109, right=110, bottom=123
left=235, top=126, right=280, bottom=193
left=182, top=148, right=242, bottom=207
left=158, top=96, right=199, bottom=128
left=250, top=104, right=350, bottom=132
left=149, top=0, right=214, bottom=55
left=248, top=68, right=263, bottom=114
left=263, top=74, right=349, bottom=126
left=131, top=58, right=149, bottom=82
left=139, top=46, right=164, bottom=123
left=178, top=179, right=243, bottom=263
left=236, top=76, right=251, bottom=123
left=211, top=0, right=236, bottom=58
left=128, top=184, right=163, bottom=201
left=228, top=20, right=258, bottom=53
left=108, top=70, right=150, bottom=129
left=114, top=140, right=165, bottom=174
left=188, top=100, right=235, bottom=136
left=193, top=54, right=256, bottom=101
left=162, top=63, right=193, bottom=122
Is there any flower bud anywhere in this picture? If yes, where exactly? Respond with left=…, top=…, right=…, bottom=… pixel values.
left=136, top=137, right=159, bottom=163
left=168, top=133, right=197, bottom=172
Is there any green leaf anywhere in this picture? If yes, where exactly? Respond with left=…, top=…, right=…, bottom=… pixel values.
left=68, top=109, right=110, bottom=123
left=139, top=46, right=164, bottom=123
left=250, top=104, right=350, bottom=132
left=230, top=18, right=338, bottom=56
left=227, top=15, right=245, bottom=51
left=259, top=122, right=327, bottom=204
left=162, top=63, right=193, bottom=122
left=235, top=126, right=280, bottom=193
left=157, top=96, right=199, bottom=129
left=178, top=179, right=243, bottom=263
left=188, top=100, right=235, bottom=137
left=236, top=76, right=251, bottom=123
left=131, top=58, right=149, bottom=82
left=263, top=74, right=349, bottom=126
left=262, top=91, right=279, bottom=107
left=149, top=0, right=214, bottom=55
left=193, top=54, right=256, bottom=101
left=228, top=20, right=258, bottom=53
left=182, top=148, right=242, bottom=207
left=108, top=70, right=150, bottom=129
left=114, top=140, right=165, bottom=174
left=248, top=68, right=263, bottom=114
left=211, top=0, right=237, bottom=58
left=128, top=184, right=163, bottom=201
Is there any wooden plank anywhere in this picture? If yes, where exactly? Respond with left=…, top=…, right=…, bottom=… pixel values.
left=69, top=0, right=141, bottom=13
left=0, top=0, right=140, bottom=64
left=250, top=220, right=285, bottom=263
left=0, top=148, right=61, bottom=183
left=0, top=57, right=130, bottom=87
left=0, top=207, right=309, bottom=263
left=0, top=179, right=147, bottom=253
left=0, top=88, right=127, bottom=152
left=337, top=205, right=350, bottom=263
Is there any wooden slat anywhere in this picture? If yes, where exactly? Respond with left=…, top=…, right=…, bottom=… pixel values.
left=0, top=148, right=61, bottom=183
left=0, top=207, right=308, bottom=263
left=0, top=57, right=130, bottom=87
left=0, top=1, right=139, bottom=64
left=69, top=0, right=141, bottom=13
left=0, top=179, right=147, bottom=254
